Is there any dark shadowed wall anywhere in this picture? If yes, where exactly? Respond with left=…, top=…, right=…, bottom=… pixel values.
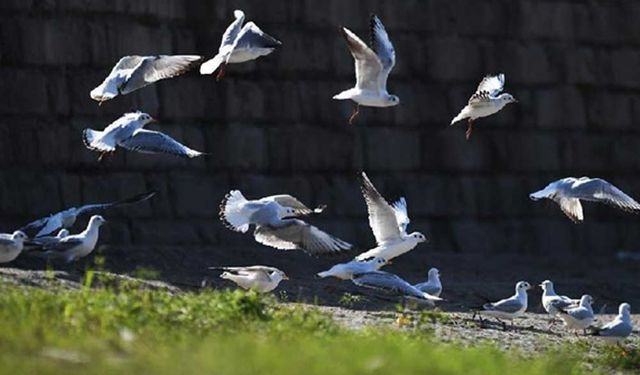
left=1, top=0, right=640, bottom=258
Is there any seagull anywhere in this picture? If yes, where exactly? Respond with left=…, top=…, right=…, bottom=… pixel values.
left=558, top=294, right=595, bottom=334
left=20, top=191, right=155, bottom=238
left=200, top=10, right=282, bottom=80
left=529, top=177, right=640, bottom=223
left=210, top=266, right=288, bottom=293
left=333, top=14, right=399, bottom=124
left=351, top=271, right=443, bottom=306
left=414, top=267, right=442, bottom=297
left=590, top=303, right=633, bottom=345
left=316, top=256, right=388, bottom=280
left=450, top=73, right=517, bottom=140
left=354, top=172, right=427, bottom=261
left=0, top=231, right=27, bottom=263
left=82, top=111, right=204, bottom=160
left=540, top=280, right=579, bottom=324
left=29, top=215, right=107, bottom=263
left=219, top=190, right=352, bottom=256
left=90, top=55, right=203, bottom=104
left=475, top=281, right=531, bottom=330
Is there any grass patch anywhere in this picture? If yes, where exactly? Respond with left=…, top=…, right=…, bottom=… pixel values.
left=599, top=345, right=640, bottom=371
left=0, top=278, right=606, bottom=375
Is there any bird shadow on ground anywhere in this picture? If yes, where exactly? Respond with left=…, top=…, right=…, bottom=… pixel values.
left=461, top=316, right=564, bottom=336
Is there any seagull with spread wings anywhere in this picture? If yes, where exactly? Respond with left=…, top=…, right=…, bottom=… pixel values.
left=354, top=172, right=427, bottom=261
left=21, top=191, right=155, bottom=238
left=28, top=215, right=107, bottom=263
left=351, top=271, right=443, bottom=305
left=529, top=177, right=640, bottom=223
left=450, top=73, right=517, bottom=140
left=475, top=281, right=531, bottom=330
left=219, top=190, right=352, bottom=256
left=333, top=14, right=399, bottom=124
left=210, top=266, right=288, bottom=293
left=200, top=9, right=282, bottom=80
left=83, top=112, right=204, bottom=160
left=90, top=55, right=203, bottom=104
left=0, top=231, right=27, bottom=263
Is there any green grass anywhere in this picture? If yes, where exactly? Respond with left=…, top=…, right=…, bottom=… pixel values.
left=0, top=276, right=601, bottom=375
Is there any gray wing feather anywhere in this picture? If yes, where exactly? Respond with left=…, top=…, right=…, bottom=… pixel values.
left=369, top=14, right=395, bottom=91
left=118, top=129, right=203, bottom=158
left=485, top=298, right=524, bottom=313
left=352, top=271, right=424, bottom=299
left=233, top=22, right=281, bottom=50
left=122, top=55, right=202, bottom=92
left=40, top=239, right=84, bottom=253
left=571, top=178, right=640, bottom=213
left=220, top=10, right=246, bottom=47
left=341, top=27, right=382, bottom=92
left=598, top=321, right=632, bottom=337
left=253, top=219, right=352, bottom=256
left=360, top=172, right=402, bottom=244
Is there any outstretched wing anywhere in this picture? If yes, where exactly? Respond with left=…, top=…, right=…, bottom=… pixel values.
left=369, top=14, right=395, bottom=91
left=468, top=74, right=505, bottom=104
left=119, top=129, right=203, bottom=158
left=220, top=10, right=246, bottom=48
left=391, top=197, right=410, bottom=234
left=360, top=172, right=402, bottom=245
left=21, top=213, right=66, bottom=238
left=253, top=219, right=352, bottom=256
left=75, top=191, right=157, bottom=217
left=123, top=55, right=202, bottom=92
left=264, top=194, right=324, bottom=216
left=555, top=197, right=584, bottom=223
left=233, top=22, right=282, bottom=51
left=571, top=178, right=640, bottom=214
left=340, top=27, right=382, bottom=92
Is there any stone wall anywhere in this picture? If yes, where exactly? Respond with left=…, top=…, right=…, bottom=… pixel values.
left=1, top=0, right=640, bottom=257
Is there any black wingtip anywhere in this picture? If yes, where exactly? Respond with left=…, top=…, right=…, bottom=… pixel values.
left=218, top=192, right=238, bottom=231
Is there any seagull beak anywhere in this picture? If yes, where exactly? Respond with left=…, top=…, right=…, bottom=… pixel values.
left=283, top=275, right=289, bottom=280
left=149, top=117, right=158, bottom=123
left=387, top=260, right=393, bottom=265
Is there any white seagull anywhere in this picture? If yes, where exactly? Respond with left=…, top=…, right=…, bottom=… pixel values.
left=529, top=177, right=640, bottom=223
left=0, top=231, right=28, bottom=263
left=30, top=215, right=107, bottom=263
left=450, top=73, right=517, bottom=140
left=210, top=266, right=288, bottom=293
left=351, top=271, right=443, bottom=305
left=354, top=172, right=427, bottom=261
left=333, top=14, right=399, bottom=124
left=558, top=294, right=595, bottom=334
left=540, top=280, right=579, bottom=321
left=591, top=303, right=633, bottom=345
left=82, top=112, right=204, bottom=161
left=414, top=267, right=442, bottom=297
left=200, top=9, right=282, bottom=80
left=90, top=55, right=203, bottom=104
left=219, top=190, right=352, bottom=256
left=316, top=256, right=388, bottom=280
left=20, top=191, right=155, bottom=238
left=475, top=281, right=531, bottom=329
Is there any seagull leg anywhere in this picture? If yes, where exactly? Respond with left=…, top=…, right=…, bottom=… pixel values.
left=98, top=152, right=107, bottom=162
left=216, top=63, right=226, bottom=81
left=465, top=119, right=474, bottom=140
left=348, top=104, right=360, bottom=125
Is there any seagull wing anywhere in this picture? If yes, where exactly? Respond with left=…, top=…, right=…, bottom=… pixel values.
left=118, top=129, right=203, bottom=159
left=468, top=74, right=505, bottom=104
left=360, top=172, right=402, bottom=245
left=20, top=213, right=64, bottom=237
left=220, top=10, right=246, bottom=48
left=39, top=238, right=84, bottom=253
left=369, top=14, right=395, bottom=91
left=554, top=197, right=584, bottom=223
left=571, top=178, right=640, bottom=214
left=253, top=219, right=352, bottom=256
left=597, top=320, right=632, bottom=337
left=391, top=197, right=410, bottom=234
left=123, top=55, right=202, bottom=92
left=484, top=297, right=523, bottom=313
left=263, top=194, right=324, bottom=216
left=109, top=55, right=145, bottom=75
left=74, top=191, right=157, bottom=217
left=233, top=22, right=282, bottom=51
left=340, top=27, right=383, bottom=92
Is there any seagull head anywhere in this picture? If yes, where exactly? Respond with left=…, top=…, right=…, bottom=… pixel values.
left=88, top=215, right=108, bottom=228
left=385, top=94, right=400, bottom=107
left=127, top=112, right=156, bottom=127
left=409, top=232, right=428, bottom=243
left=579, top=294, right=594, bottom=307
left=516, top=281, right=531, bottom=293
left=428, top=267, right=440, bottom=279
left=498, top=93, right=517, bottom=104
left=272, top=269, right=289, bottom=282
left=539, top=279, right=554, bottom=291
left=620, top=303, right=631, bottom=316
left=278, top=207, right=298, bottom=220
left=11, top=231, right=27, bottom=242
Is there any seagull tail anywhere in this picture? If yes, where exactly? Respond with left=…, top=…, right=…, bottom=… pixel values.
left=450, top=111, right=468, bottom=126
left=423, top=292, right=444, bottom=302
left=316, top=271, right=331, bottom=279
left=82, top=128, right=115, bottom=153
left=219, top=190, right=251, bottom=233
left=200, top=54, right=225, bottom=75
left=333, top=88, right=357, bottom=100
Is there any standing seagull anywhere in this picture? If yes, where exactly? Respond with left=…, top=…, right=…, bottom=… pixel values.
left=414, top=267, right=443, bottom=297
left=90, top=55, right=203, bottom=104
left=83, top=112, right=204, bottom=160
left=591, top=303, right=633, bottom=345
left=29, top=215, right=107, bottom=263
left=558, top=294, right=595, bottom=334
left=200, top=10, right=282, bottom=80
left=20, top=191, right=155, bottom=238
left=209, top=266, right=288, bottom=293
left=450, top=74, right=517, bottom=140
left=333, top=14, right=399, bottom=124
left=354, top=172, right=427, bottom=261
left=352, top=271, right=443, bottom=305
left=219, top=190, right=352, bottom=256
left=475, top=281, right=531, bottom=330
left=529, top=177, right=640, bottom=223
left=0, top=231, right=27, bottom=263
left=316, top=256, right=388, bottom=280
left=540, top=280, right=579, bottom=326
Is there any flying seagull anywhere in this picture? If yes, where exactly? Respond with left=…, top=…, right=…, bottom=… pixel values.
left=90, top=55, right=203, bottom=104
left=333, top=14, right=399, bottom=124
left=529, top=177, right=640, bottom=223
left=82, top=111, right=204, bottom=160
left=200, top=9, right=282, bottom=80
left=450, top=74, right=517, bottom=140
left=590, top=303, right=633, bottom=345
left=475, top=281, right=531, bottom=330
left=20, top=191, right=155, bottom=238
left=355, top=172, right=427, bottom=261
left=558, top=294, right=595, bottom=334
left=29, top=215, right=107, bottom=263
left=540, top=280, right=579, bottom=326
left=219, top=190, right=352, bottom=256
left=0, top=231, right=27, bottom=263
left=414, top=267, right=442, bottom=297
left=316, top=256, right=388, bottom=280
left=209, top=265, right=288, bottom=293
left=351, top=271, right=443, bottom=305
